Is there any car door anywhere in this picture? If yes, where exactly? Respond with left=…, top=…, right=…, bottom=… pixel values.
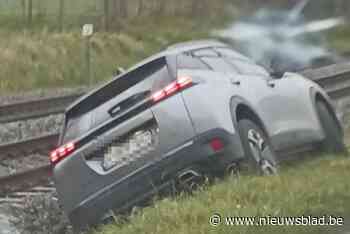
left=226, top=58, right=317, bottom=150
left=200, top=55, right=280, bottom=135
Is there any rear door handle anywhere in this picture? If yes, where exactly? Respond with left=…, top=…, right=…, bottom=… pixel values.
left=267, top=80, right=275, bottom=88
left=231, top=80, right=241, bottom=86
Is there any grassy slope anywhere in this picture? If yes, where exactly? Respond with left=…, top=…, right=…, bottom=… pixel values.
left=0, top=19, right=205, bottom=93
left=95, top=155, right=350, bottom=234
left=0, top=4, right=234, bottom=94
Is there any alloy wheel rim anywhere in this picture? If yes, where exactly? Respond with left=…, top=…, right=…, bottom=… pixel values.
left=247, top=129, right=277, bottom=175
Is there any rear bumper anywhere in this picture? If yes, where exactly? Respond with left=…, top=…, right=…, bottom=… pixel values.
left=65, top=128, right=244, bottom=230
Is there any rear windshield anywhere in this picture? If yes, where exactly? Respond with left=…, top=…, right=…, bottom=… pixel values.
left=62, top=57, right=172, bottom=144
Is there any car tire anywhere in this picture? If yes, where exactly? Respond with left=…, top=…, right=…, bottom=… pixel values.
left=316, top=101, right=347, bottom=154
left=237, top=119, right=278, bottom=175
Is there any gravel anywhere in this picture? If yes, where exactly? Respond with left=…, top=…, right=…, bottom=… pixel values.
left=0, top=205, right=18, bottom=234
left=0, top=90, right=73, bottom=176
left=2, top=153, right=49, bottom=175
left=0, top=165, right=10, bottom=177
left=0, top=90, right=73, bottom=234
left=0, top=115, right=64, bottom=145
left=0, top=114, right=63, bottom=175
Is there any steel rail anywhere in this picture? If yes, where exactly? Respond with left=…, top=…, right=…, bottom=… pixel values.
left=0, top=133, right=59, bottom=161
left=0, top=92, right=84, bottom=123
left=0, top=165, right=51, bottom=196
left=300, top=62, right=350, bottom=83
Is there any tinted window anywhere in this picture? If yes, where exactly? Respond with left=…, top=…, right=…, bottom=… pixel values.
left=192, top=48, right=218, bottom=57
left=227, top=59, right=269, bottom=76
left=177, top=54, right=209, bottom=70
left=63, top=58, right=171, bottom=143
left=215, top=47, right=251, bottom=62
left=91, top=78, right=154, bottom=128
left=201, top=57, right=238, bottom=73
left=63, top=113, right=92, bottom=144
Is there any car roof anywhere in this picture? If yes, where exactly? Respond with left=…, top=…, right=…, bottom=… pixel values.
left=121, top=40, right=228, bottom=71
left=66, top=40, right=229, bottom=114
left=166, top=40, right=228, bottom=53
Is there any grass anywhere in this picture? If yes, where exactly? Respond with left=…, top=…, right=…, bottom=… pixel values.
left=94, top=154, right=350, bottom=234
left=0, top=17, right=211, bottom=93
left=327, top=26, right=350, bottom=53
left=0, top=18, right=214, bottom=93
left=0, top=1, right=235, bottom=94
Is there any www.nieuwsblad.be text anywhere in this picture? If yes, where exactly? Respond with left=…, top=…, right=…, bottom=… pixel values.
left=209, top=214, right=345, bottom=227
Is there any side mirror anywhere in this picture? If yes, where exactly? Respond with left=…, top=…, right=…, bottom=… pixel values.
left=268, top=57, right=285, bottom=79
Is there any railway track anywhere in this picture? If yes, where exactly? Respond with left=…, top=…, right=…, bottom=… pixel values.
left=1, top=62, right=350, bottom=199
left=0, top=91, right=85, bottom=124
left=0, top=166, right=51, bottom=196
left=0, top=134, right=59, bottom=161
left=301, top=62, right=350, bottom=99
left=0, top=186, right=55, bottom=208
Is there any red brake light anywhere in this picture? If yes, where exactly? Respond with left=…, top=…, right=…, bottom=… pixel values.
left=210, top=138, right=224, bottom=152
left=152, top=76, right=193, bottom=103
left=152, top=90, right=167, bottom=103
left=50, top=141, right=76, bottom=165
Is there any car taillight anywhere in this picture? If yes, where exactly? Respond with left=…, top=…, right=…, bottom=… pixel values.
left=210, top=138, right=224, bottom=152
left=50, top=141, right=75, bottom=165
left=152, top=76, right=192, bottom=103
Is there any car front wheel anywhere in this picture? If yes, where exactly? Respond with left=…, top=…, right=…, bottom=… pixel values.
left=237, top=119, right=278, bottom=175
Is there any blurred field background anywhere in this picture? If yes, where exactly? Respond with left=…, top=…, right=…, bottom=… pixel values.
left=0, top=0, right=350, bottom=93
left=0, top=0, right=233, bottom=31
left=1, top=0, right=349, bottom=31
left=0, top=0, right=235, bottom=93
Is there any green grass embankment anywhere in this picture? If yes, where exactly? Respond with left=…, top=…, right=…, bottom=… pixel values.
left=95, top=155, right=350, bottom=234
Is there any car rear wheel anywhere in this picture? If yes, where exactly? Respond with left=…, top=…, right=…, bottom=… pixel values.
left=316, top=101, right=347, bottom=154
left=237, top=119, right=278, bottom=175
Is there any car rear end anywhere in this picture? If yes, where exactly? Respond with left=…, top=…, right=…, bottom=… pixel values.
left=52, top=44, right=247, bottom=230
left=51, top=55, right=206, bottom=230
